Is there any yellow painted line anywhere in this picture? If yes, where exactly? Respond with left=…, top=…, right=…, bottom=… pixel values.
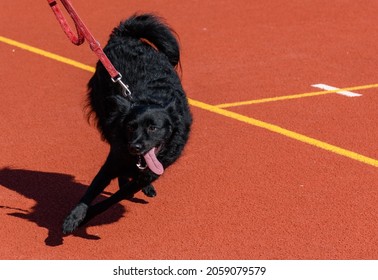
left=0, top=36, right=95, bottom=73
left=2, top=36, right=377, bottom=167
left=190, top=99, right=378, bottom=167
left=215, top=83, right=378, bottom=108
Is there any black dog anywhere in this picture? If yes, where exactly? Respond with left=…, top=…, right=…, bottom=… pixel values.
left=62, top=14, right=192, bottom=234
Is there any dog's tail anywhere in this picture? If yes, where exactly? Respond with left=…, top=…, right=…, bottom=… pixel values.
left=113, top=13, right=180, bottom=67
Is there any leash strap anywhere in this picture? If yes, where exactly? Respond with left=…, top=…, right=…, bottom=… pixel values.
left=47, top=0, right=132, bottom=99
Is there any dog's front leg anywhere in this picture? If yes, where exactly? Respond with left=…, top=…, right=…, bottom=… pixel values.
left=62, top=154, right=117, bottom=234
left=81, top=171, right=159, bottom=225
left=119, top=176, right=157, bottom=197
left=82, top=177, right=155, bottom=224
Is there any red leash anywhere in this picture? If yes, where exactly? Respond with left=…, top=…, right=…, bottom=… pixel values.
left=47, top=0, right=132, bottom=99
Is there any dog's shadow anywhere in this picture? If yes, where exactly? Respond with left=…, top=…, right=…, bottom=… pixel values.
left=0, top=167, right=146, bottom=247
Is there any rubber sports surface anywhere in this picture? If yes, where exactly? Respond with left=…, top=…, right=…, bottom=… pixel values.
left=1, top=0, right=377, bottom=259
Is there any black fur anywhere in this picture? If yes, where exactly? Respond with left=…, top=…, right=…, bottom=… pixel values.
left=62, top=14, right=192, bottom=234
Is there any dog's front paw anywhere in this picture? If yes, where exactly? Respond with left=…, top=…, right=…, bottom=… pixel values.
left=142, top=184, right=157, bottom=197
left=62, top=203, right=88, bottom=234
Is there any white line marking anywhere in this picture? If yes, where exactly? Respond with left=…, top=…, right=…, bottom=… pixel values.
left=312, top=84, right=363, bottom=97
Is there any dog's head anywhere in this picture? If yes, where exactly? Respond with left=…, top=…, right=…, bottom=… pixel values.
left=125, top=104, right=173, bottom=156
left=122, top=102, right=175, bottom=175
left=96, top=95, right=180, bottom=175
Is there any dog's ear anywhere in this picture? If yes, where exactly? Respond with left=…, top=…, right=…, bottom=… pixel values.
left=105, top=95, right=131, bottom=114
left=163, top=97, right=176, bottom=113
left=103, top=95, right=131, bottom=131
left=162, top=98, right=178, bottom=132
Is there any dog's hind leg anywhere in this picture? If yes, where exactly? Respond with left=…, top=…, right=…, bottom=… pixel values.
left=62, top=154, right=117, bottom=234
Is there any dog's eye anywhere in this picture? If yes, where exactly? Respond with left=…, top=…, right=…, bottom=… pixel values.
left=147, top=125, right=157, bottom=133
left=127, top=124, right=137, bottom=132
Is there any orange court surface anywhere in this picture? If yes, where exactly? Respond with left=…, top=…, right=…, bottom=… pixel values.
left=0, top=0, right=377, bottom=259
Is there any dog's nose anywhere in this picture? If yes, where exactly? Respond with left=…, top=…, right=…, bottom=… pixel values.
left=129, top=143, right=143, bottom=154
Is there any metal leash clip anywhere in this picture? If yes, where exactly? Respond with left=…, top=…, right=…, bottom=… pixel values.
left=111, top=73, right=132, bottom=100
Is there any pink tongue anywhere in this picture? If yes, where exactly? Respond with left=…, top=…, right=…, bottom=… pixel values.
left=143, top=147, right=164, bottom=175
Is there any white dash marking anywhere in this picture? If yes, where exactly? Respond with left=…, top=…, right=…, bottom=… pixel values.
left=312, top=84, right=362, bottom=97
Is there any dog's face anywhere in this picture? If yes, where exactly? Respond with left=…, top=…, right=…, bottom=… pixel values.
left=124, top=105, right=173, bottom=156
